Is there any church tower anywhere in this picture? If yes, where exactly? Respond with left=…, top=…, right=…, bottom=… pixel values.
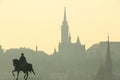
left=58, top=7, right=85, bottom=54
left=61, top=7, right=69, bottom=44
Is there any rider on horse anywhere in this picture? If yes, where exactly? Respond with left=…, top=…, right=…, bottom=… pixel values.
left=19, top=53, right=27, bottom=69
left=12, top=53, right=35, bottom=80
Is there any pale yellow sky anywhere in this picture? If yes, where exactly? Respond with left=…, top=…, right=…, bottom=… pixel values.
left=0, top=0, right=120, bottom=54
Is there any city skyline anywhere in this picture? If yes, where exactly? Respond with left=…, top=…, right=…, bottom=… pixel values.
left=0, top=0, right=120, bottom=54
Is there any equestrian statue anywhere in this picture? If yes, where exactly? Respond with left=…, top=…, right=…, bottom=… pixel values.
left=12, top=53, right=35, bottom=80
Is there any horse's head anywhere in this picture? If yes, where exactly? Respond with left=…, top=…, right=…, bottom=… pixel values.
left=13, top=59, right=19, bottom=66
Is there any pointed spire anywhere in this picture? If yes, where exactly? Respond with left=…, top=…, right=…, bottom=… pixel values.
left=104, top=34, right=113, bottom=79
left=76, top=36, right=80, bottom=44
left=64, top=7, right=67, bottom=21
left=106, top=34, right=111, bottom=63
left=106, top=34, right=110, bottom=56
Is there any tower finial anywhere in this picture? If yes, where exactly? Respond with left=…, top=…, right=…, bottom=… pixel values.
left=64, top=7, right=67, bottom=21
left=104, top=33, right=113, bottom=79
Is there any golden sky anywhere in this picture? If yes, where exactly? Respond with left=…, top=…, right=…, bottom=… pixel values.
left=0, top=0, right=120, bottom=54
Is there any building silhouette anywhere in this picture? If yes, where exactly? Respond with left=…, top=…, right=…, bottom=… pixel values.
left=95, top=36, right=113, bottom=80
left=57, top=7, right=85, bottom=54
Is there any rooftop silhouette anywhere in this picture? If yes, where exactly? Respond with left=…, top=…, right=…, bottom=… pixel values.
left=0, top=8, right=120, bottom=80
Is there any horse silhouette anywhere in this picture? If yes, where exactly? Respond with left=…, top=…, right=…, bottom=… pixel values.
left=12, top=59, right=35, bottom=80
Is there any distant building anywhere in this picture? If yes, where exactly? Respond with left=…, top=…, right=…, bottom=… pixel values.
left=98, top=41, right=120, bottom=59
left=55, top=7, right=85, bottom=54
left=87, top=41, right=120, bottom=61
left=86, top=44, right=99, bottom=58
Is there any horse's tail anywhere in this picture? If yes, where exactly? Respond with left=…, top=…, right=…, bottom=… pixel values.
left=29, top=64, right=36, bottom=75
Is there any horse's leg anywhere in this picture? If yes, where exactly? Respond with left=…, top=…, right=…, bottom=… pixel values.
left=24, top=73, right=27, bottom=80
left=12, top=70, right=15, bottom=76
left=16, top=71, right=19, bottom=80
left=25, top=72, right=28, bottom=80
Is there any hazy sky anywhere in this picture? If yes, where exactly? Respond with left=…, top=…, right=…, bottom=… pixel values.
left=0, top=0, right=120, bottom=54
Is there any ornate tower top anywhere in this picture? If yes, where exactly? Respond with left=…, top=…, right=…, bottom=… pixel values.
left=61, top=7, right=69, bottom=44
left=64, top=7, right=67, bottom=22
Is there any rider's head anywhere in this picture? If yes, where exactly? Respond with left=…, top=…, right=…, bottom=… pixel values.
left=21, top=53, right=24, bottom=56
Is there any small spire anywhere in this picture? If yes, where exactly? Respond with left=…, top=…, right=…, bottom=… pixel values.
left=76, top=36, right=80, bottom=43
left=104, top=34, right=113, bottom=76
left=64, top=7, right=67, bottom=21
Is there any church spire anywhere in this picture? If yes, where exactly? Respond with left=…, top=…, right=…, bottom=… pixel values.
left=76, top=36, right=80, bottom=44
left=105, top=35, right=112, bottom=66
left=64, top=7, right=67, bottom=22
left=61, top=7, right=69, bottom=44
left=104, top=35, right=113, bottom=80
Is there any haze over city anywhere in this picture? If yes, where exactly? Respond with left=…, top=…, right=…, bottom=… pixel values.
left=0, top=0, right=120, bottom=54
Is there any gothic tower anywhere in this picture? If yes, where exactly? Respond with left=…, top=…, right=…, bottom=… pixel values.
left=58, top=7, right=85, bottom=54
left=61, top=7, right=69, bottom=44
